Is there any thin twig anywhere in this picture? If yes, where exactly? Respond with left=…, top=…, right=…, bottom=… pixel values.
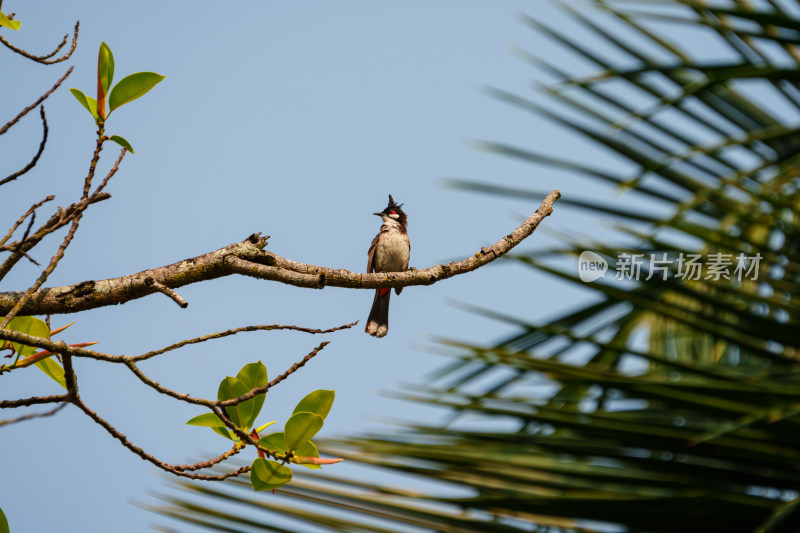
left=0, top=322, right=355, bottom=367
left=171, top=445, right=243, bottom=472
left=92, top=147, right=125, bottom=196
left=0, top=21, right=79, bottom=64
left=146, top=278, right=188, bottom=308
left=218, top=341, right=331, bottom=408
left=126, top=341, right=332, bottom=413
left=15, top=211, right=41, bottom=266
left=20, top=252, right=40, bottom=266
left=0, top=105, right=48, bottom=186
left=133, top=321, right=356, bottom=362
left=0, top=212, right=84, bottom=330
left=0, top=128, right=112, bottom=327
left=81, top=130, right=105, bottom=199
left=0, top=394, right=69, bottom=408
left=19, top=211, right=36, bottom=245
left=0, top=68, right=72, bottom=136
left=124, top=361, right=213, bottom=406
left=67, top=372, right=250, bottom=480
left=0, top=402, right=66, bottom=427
left=0, top=193, right=110, bottom=279
left=0, top=195, right=54, bottom=248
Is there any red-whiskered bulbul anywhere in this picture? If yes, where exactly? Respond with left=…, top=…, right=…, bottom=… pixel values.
left=365, top=195, right=410, bottom=338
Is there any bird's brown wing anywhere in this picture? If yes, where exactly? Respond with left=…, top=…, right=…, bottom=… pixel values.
left=367, top=231, right=380, bottom=273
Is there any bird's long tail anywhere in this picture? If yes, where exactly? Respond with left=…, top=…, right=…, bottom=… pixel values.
left=365, top=289, right=390, bottom=338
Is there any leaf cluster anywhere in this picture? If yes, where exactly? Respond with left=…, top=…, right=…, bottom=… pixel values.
left=187, top=361, right=337, bottom=492
left=70, top=42, right=164, bottom=152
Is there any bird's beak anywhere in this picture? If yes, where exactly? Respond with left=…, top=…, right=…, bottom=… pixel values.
left=373, top=212, right=384, bottom=217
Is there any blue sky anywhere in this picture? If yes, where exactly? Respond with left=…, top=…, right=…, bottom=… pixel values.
left=0, top=2, right=684, bottom=532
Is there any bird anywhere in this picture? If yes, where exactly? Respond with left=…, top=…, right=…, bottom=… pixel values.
left=365, top=195, right=410, bottom=338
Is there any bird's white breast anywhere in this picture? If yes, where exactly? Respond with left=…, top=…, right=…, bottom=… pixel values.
left=375, top=226, right=409, bottom=272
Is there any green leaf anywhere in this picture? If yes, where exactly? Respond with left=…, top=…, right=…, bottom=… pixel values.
left=186, top=413, right=236, bottom=440
left=236, top=361, right=268, bottom=430
left=209, top=426, right=235, bottom=441
left=294, top=440, right=321, bottom=470
left=7, top=317, right=50, bottom=358
left=217, top=376, right=252, bottom=430
left=34, top=358, right=66, bottom=389
left=108, top=72, right=165, bottom=113
left=70, top=89, right=98, bottom=119
left=292, top=389, right=335, bottom=420
left=254, top=420, right=277, bottom=434
left=185, top=413, right=226, bottom=428
left=250, top=458, right=292, bottom=492
left=0, top=11, right=21, bottom=31
left=0, top=505, right=8, bottom=533
left=109, top=135, right=134, bottom=153
left=258, top=432, right=288, bottom=454
left=7, top=317, right=64, bottom=388
left=186, top=413, right=240, bottom=442
left=98, top=42, right=115, bottom=97
left=284, top=412, right=323, bottom=451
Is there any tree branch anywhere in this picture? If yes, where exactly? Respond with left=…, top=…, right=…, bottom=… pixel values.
left=0, top=195, right=53, bottom=248
left=69, top=384, right=252, bottom=481
left=0, top=21, right=79, bottom=64
left=0, top=190, right=560, bottom=316
left=0, top=105, right=48, bottom=187
left=0, top=402, right=66, bottom=427
left=0, top=67, right=72, bottom=137
left=0, top=192, right=110, bottom=283
left=0, top=394, right=68, bottom=408
left=146, top=278, right=188, bottom=308
left=0, top=321, right=356, bottom=368
left=217, top=341, right=330, bottom=408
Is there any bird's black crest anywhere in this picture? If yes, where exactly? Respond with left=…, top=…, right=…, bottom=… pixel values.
left=379, top=194, right=407, bottom=226
left=386, top=194, right=404, bottom=211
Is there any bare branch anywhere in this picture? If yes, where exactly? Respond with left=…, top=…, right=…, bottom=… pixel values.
left=1, top=336, right=333, bottom=481
left=0, top=190, right=561, bottom=316
left=0, top=21, right=79, bottom=64
left=20, top=252, right=40, bottom=266
left=0, top=195, right=54, bottom=248
left=0, top=402, right=66, bottom=427
left=69, top=382, right=251, bottom=481
left=217, top=341, right=330, bottom=408
left=123, top=361, right=213, bottom=406
left=127, top=339, right=332, bottom=416
left=14, top=211, right=42, bottom=266
left=0, top=68, right=72, bottom=136
left=171, top=444, right=244, bottom=472
left=0, top=105, right=48, bottom=187
left=92, top=146, right=126, bottom=196
left=19, top=209, right=37, bottom=245
left=1, top=208, right=85, bottom=329
left=0, top=135, right=114, bottom=297
left=0, top=193, right=111, bottom=277
left=146, top=278, right=188, bottom=308
left=132, top=321, right=356, bottom=362
left=0, top=321, right=356, bottom=368
left=0, top=394, right=68, bottom=408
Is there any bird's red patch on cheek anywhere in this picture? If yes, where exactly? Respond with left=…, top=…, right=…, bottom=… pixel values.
left=379, top=288, right=391, bottom=297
